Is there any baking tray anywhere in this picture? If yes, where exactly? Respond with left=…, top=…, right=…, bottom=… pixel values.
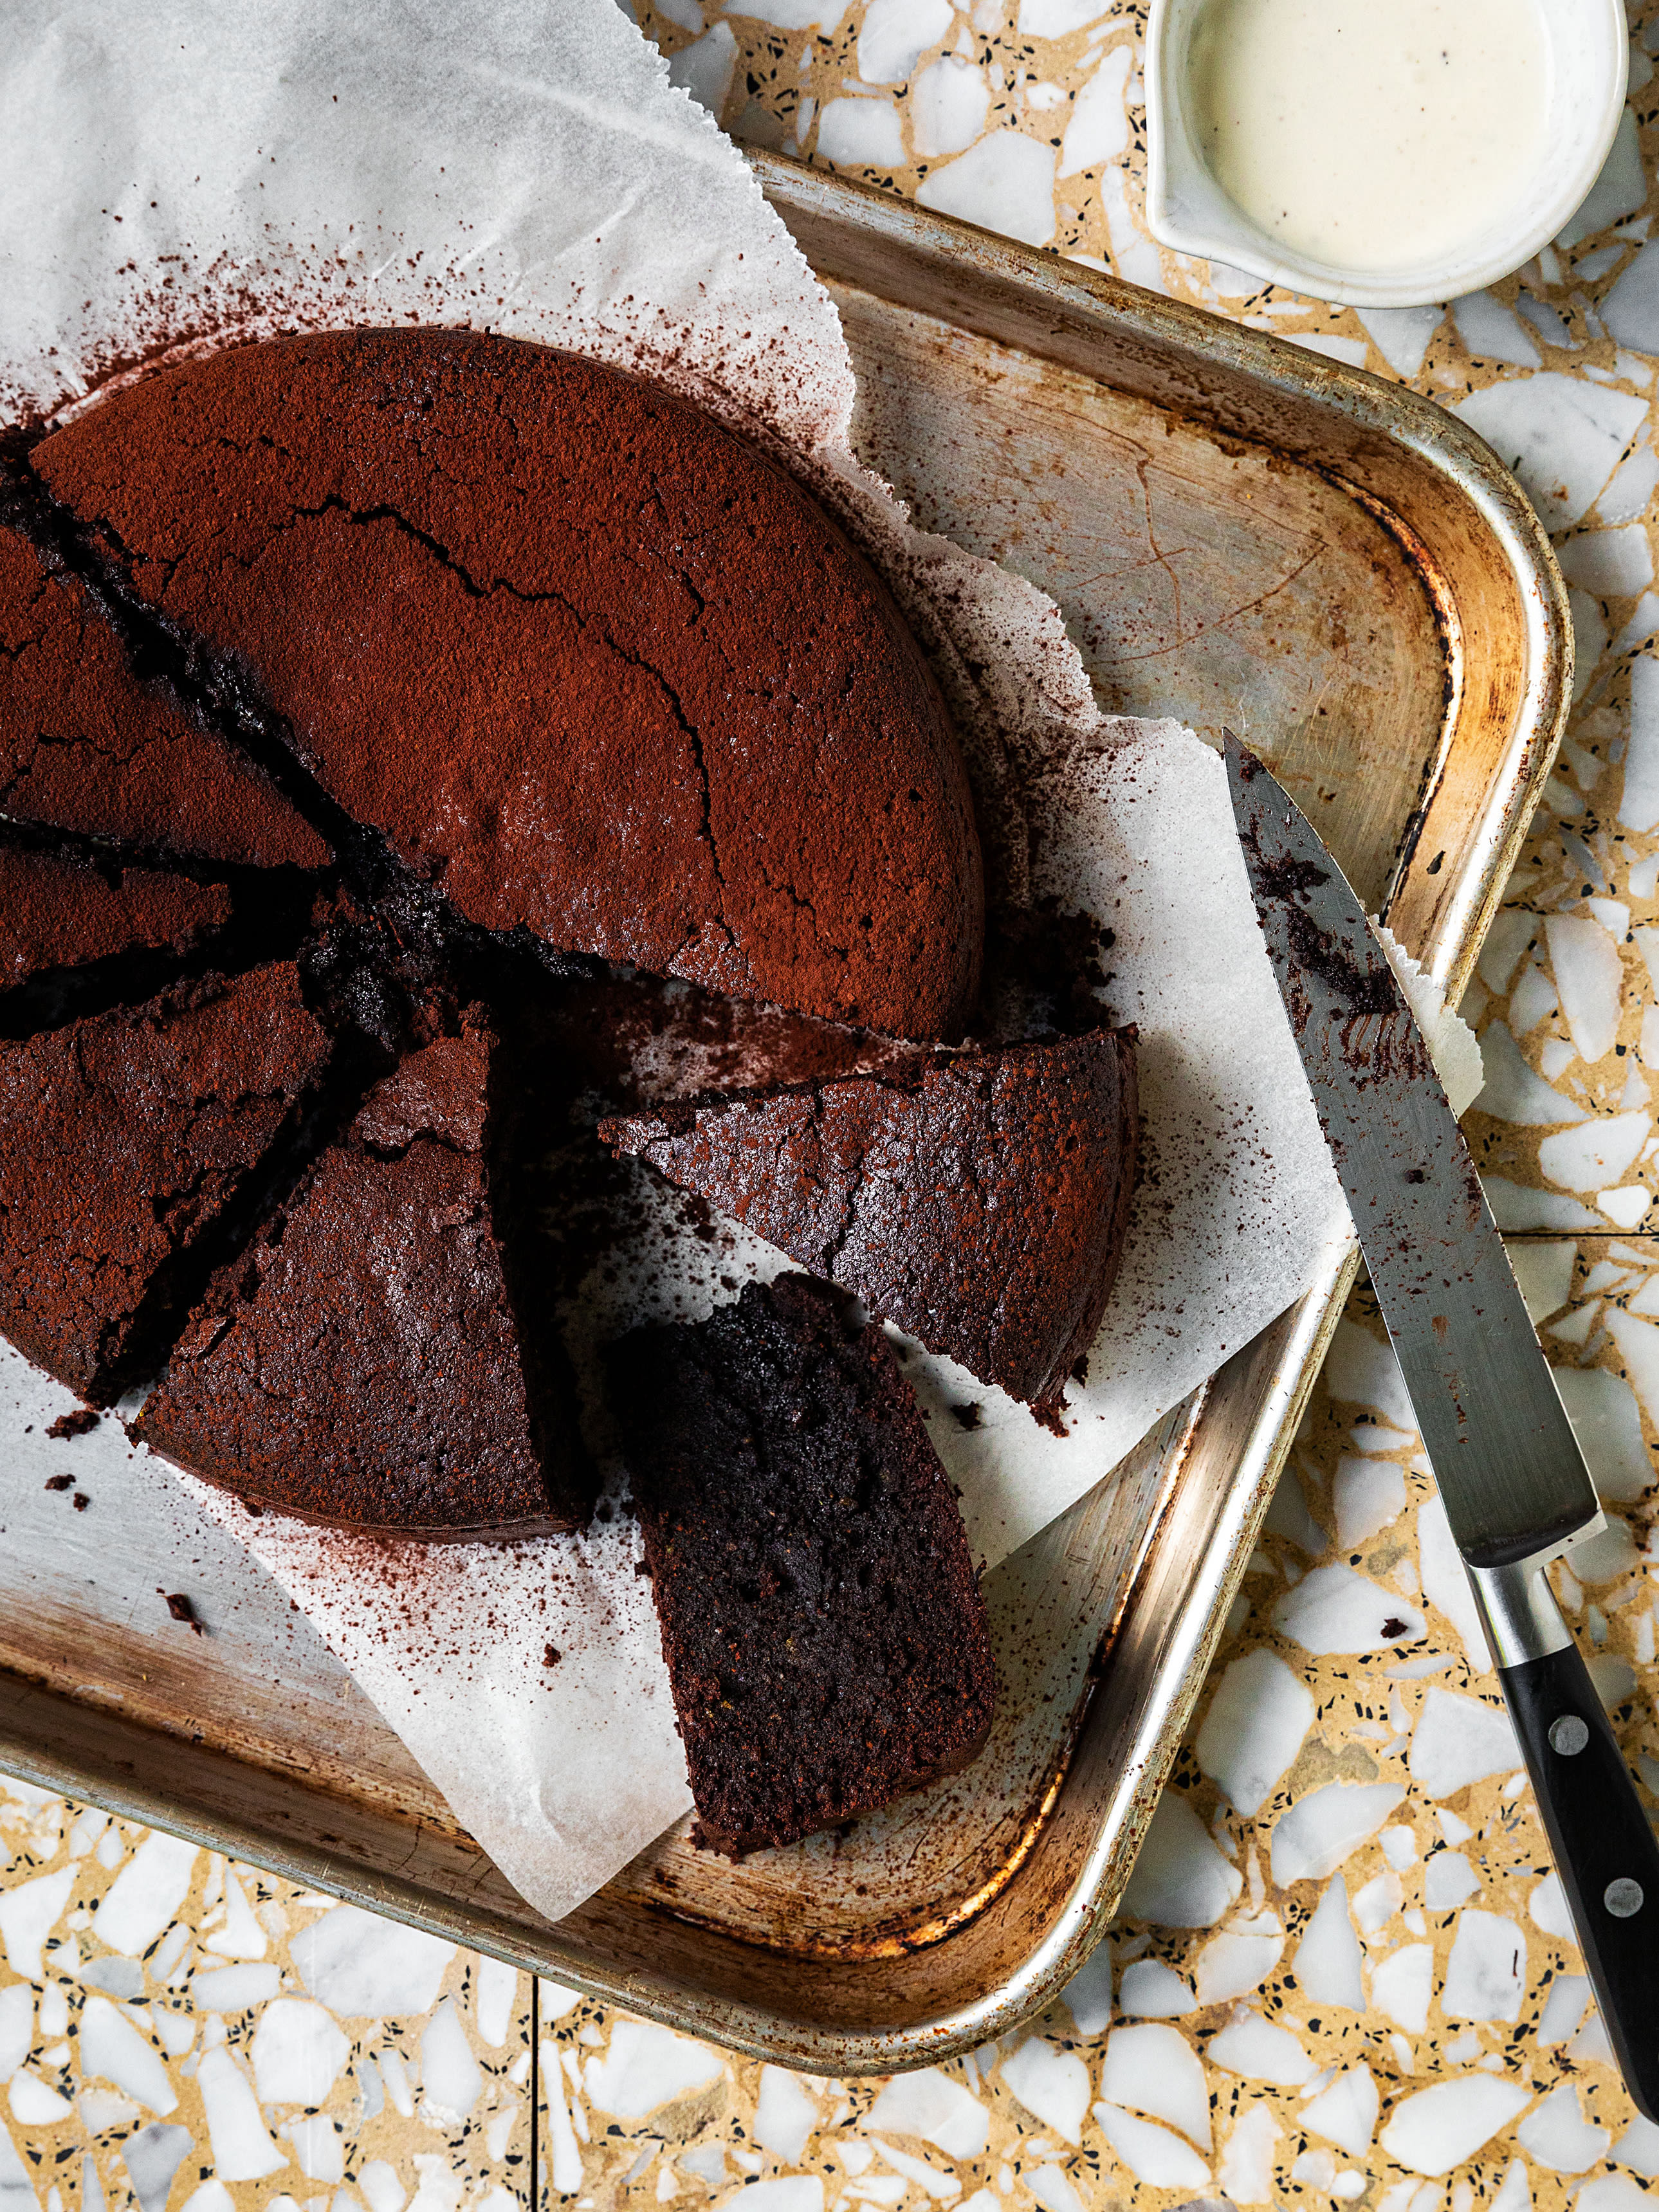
left=0, top=148, right=1569, bottom=2070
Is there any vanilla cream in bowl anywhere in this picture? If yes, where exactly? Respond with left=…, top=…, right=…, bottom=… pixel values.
left=1147, top=0, right=1627, bottom=307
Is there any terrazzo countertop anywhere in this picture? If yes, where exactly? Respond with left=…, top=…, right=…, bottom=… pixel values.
left=8, top=2, right=1659, bottom=2206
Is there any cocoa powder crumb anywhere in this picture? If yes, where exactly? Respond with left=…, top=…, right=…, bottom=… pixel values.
left=160, top=1589, right=204, bottom=1634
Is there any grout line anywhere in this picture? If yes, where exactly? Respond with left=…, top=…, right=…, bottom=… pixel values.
left=529, top=1972, right=540, bottom=2212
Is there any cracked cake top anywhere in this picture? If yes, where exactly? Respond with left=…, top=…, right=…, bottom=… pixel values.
left=28, top=329, right=985, bottom=1040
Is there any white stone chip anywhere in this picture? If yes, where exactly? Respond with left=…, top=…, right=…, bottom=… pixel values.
left=1528, top=1871, right=1577, bottom=1941
left=1058, top=1948, right=1112, bottom=2035
left=89, top=1838, right=197, bottom=1964
left=290, top=1906, right=455, bottom=2019
left=1490, top=2159, right=1533, bottom=2212
left=1539, top=1111, right=1653, bottom=1191
left=1613, top=2112, right=1659, bottom=2177
left=1116, top=1958, right=1195, bottom=2017
left=583, top=2022, right=723, bottom=2120
left=998, top=2038, right=1089, bottom=2146
left=1371, top=1944, right=1434, bottom=2035
left=1442, top=1910, right=1526, bottom=2024
left=1560, top=525, right=1655, bottom=598
left=1454, top=375, right=1647, bottom=529
left=856, top=0, right=951, bottom=82
left=1215, top=2103, right=1279, bottom=2204
left=756, top=2066, right=824, bottom=2163
left=815, top=96, right=905, bottom=169
left=1092, top=2103, right=1209, bottom=2190
left=201, top=1870, right=265, bottom=1962
left=915, top=129, right=1058, bottom=248
left=1192, top=1918, right=1285, bottom=2006
left=1543, top=916, right=1626, bottom=1064
left=0, top=1990, right=28, bottom=2085
left=473, top=1958, right=518, bottom=2051
left=1552, top=1367, right=1653, bottom=1503
left=1422, top=1852, right=1479, bottom=1910
left=80, top=1995, right=175, bottom=2116
left=251, top=1999, right=350, bottom=2107
left=1273, top=1564, right=1425, bottom=1654
left=861, top=2069, right=982, bottom=2161
left=1205, top=2005, right=1316, bottom=2086
left=1301, top=2065, right=1380, bottom=2158
left=1409, top=1688, right=1520, bottom=1798
left=1334, top=1455, right=1408, bottom=1549
left=1059, top=46, right=1131, bottom=175
left=419, top=1999, right=482, bottom=2124
left=910, top=57, right=990, bottom=158
left=1476, top=1023, right=1589, bottom=1124
left=1194, top=1647, right=1314, bottom=1814
left=1293, top=1876, right=1365, bottom=2009
left=1099, top=2022, right=1211, bottom=2149
left=1516, top=2083, right=1609, bottom=2173
left=1357, top=307, right=1444, bottom=378
left=1378, top=2074, right=1532, bottom=2176
left=194, top=2046, right=285, bottom=2181
left=1120, top=1792, right=1242, bottom=1926
left=1576, top=2177, right=1651, bottom=2212
left=1537, top=1973, right=1591, bottom=2048
left=1271, top=1782, right=1407, bottom=1884
left=0, top=1870, right=75, bottom=1986
left=191, top=1965, right=280, bottom=2015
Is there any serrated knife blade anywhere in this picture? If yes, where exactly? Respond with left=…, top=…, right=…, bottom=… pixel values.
left=1225, top=733, right=1659, bottom=2121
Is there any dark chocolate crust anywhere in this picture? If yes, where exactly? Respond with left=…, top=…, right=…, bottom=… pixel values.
left=33, top=329, right=984, bottom=1039
left=0, top=838, right=230, bottom=990
left=0, top=522, right=330, bottom=870
left=602, top=1028, right=1139, bottom=1417
left=138, top=1014, right=591, bottom=1535
left=613, top=1274, right=996, bottom=1854
left=0, top=963, right=333, bottom=1403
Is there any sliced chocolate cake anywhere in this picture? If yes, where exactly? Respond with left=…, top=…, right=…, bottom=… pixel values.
left=139, top=1012, right=591, bottom=1538
left=602, top=1029, right=1139, bottom=1419
left=612, top=1274, right=996, bottom=1854
left=0, top=837, right=230, bottom=995
left=0, top=962, right=333, bottom=1402
left=0, top=520, right=329, bottom=870
left=27, top=329, right=982, bottom=1038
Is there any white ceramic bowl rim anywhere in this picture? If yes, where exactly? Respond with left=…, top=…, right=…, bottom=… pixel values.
left=1145, top=0, right=1631, bottom=310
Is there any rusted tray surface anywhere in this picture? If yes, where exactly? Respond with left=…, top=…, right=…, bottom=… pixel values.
left=0, top=149, right=1568, bottom=2070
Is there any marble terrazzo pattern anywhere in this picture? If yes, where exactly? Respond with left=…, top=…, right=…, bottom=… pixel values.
left=14, top=0, right=1659, bottom=2207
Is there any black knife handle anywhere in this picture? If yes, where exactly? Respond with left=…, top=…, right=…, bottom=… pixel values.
left=1501, top=1636, right=1659, bottom=2120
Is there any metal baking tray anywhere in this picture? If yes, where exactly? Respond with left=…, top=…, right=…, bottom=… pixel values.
left=0, top=147, right=1569, bottom=2071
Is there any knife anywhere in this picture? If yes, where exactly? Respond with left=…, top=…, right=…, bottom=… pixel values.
left=1225, top=732, right=1659, bottom=2121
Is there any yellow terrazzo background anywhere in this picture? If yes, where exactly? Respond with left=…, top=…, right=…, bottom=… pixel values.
left=9, top=1, right=1659, bottom=2206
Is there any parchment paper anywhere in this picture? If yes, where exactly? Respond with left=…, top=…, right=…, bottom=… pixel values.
left=0, top=0, right=1470, bottom=1923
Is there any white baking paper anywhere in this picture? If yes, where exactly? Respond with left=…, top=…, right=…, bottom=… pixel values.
left=0, top=0, right=1426, bottom=1923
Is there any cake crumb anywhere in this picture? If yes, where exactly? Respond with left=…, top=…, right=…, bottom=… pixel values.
left=543, top=1643, right=562, bottom=1667
left=160, top=1589, right=205, bottom=1634
left=44, top=1474, right=73, bottom=1492
left=47, top=1407, right=100, bottom=1441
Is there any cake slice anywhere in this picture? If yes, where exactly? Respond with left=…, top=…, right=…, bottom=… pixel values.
left=611, top=1274, right=996, bottom=1854
left=0, top=837, right=231, bottom=1000
left=0, top=519, right=329, bottom=870
left=601, top=1029, right=1138, bottom=1420
left=0, top=962, right=334, bottom=1402
left=139, top=1012, right=591, bottom=1538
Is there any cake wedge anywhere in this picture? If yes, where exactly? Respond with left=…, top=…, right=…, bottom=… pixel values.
left=611, top=1273, right=996, bottom=1854
left=602, top=1029, right=1138, bottom=1420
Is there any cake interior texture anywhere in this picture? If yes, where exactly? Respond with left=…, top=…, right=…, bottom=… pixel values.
left=612, top=1273, right=998, bottom=1854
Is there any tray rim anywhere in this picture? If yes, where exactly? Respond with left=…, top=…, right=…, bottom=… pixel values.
left=0, top=149, right=1572, bottom=2074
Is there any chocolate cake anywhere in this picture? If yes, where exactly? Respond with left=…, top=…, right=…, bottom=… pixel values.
left=602, top=1028, right=1139, bottom=1417
left=0, top=839, right=230, bottom=993
left=28, top=329, right=984, bottom=1039
left=140, top=1013, right=590, bottom=1537
left=0, top=962, right=333, bottom=1402
left=612, top=1274, right=996, bottom=1852
left=0, top=521, right=329, bottom=870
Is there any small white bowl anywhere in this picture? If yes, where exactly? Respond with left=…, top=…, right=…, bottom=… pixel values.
left=1146, top=0, right=1629, bottom=308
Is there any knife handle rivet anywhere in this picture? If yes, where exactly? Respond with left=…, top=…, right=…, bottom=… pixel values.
left=1549, top=1715, right=1590, bottom=1757
left=1605, top=1878, right=1645, bottom=1919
